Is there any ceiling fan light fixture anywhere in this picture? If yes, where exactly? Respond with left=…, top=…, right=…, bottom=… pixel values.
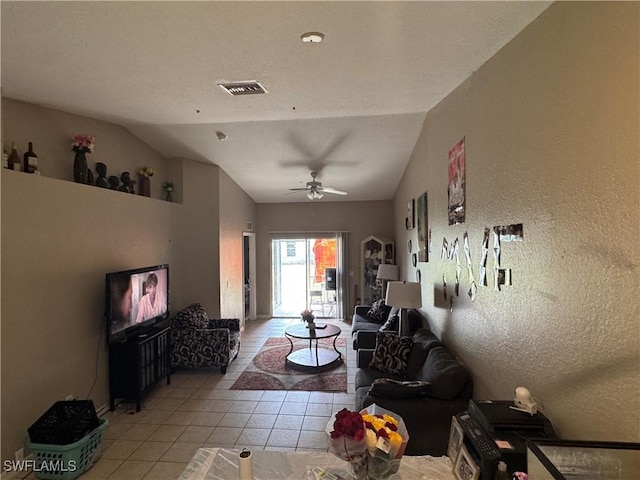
left=307, top=190, right=324, bottom=200
left=301, top=32, right=324, bottom=43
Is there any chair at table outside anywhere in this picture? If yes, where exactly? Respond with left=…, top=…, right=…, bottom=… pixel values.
left=310, top=288, right=337, bottom=317
left=170, top=303, right=240, bottom=374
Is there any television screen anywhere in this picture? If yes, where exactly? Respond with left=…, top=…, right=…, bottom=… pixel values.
left=106, top=264, right=169, bottom=342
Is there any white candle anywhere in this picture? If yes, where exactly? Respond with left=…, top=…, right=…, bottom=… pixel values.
left=239, top=448, right=253, bottom=480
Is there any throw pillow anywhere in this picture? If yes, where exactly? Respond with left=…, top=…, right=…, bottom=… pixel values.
left=416, top=346, right=471, bottom=400
left=379, top=314, right=399, bottom=333
left=368, top=378, right=431, bottom=399
left=405, top=328, right=443, bottom=379
left=173, top=303, right=209, bottom=329
left=369, top=332, right=414, bottom=377
left=367, top=299, right=391, bottom=323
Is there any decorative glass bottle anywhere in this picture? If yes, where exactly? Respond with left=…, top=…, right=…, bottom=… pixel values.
left=23, top=142, right=39, bottom=174
left=8, top=143, right=22, bottom=171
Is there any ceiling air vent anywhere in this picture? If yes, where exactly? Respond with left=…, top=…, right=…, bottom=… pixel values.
left=217, top=81, right=269, bottom=96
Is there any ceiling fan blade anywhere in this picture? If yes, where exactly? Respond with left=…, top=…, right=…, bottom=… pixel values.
left=288, top=187, right=310, bottom=192
left=319, top=187, right=348, bottom=195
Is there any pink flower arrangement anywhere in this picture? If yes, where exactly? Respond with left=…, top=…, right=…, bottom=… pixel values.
left=300, top=309, right=315, bottom=323
left=71, top=134, right=95, bottom=153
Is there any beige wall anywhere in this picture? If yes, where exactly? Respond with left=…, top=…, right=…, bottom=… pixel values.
left=255, top=201, right=394, bottom=318
left=2, top=99, right=171, bottom=200
left=393, top=2, right=639, bottom=441
left=170, top=159, right=221, bottom=317
left=0, top=102, right=254, bottom=461
left=0, top=171, right=175, bottom=462
left=219, top=169, right=257, bottom=323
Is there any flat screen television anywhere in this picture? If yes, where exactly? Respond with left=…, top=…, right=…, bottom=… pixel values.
left=105, top=264, right=169, bottom=342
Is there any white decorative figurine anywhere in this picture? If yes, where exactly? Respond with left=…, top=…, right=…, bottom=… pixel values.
left=510, top=386, right=540, bottom=415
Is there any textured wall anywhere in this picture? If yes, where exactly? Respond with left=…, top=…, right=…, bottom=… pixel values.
left=393, top=2, right=639, bottom=440
left=2, top=99, right=171, bottom=200
left=0, top=172, right=174, bottom=462
left=218, top=169, right=257, bottom=323
left=0, top=102, right=243, bottom=461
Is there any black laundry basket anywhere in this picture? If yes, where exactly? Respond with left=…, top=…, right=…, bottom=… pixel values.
left=28, top=400, right=100, bottom=445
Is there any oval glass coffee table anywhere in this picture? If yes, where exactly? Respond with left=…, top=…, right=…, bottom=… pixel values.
left=284, top=323, right=342, bottom=371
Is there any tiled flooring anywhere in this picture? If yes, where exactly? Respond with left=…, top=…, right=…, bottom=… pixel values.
left=23, top=317, right=355, bottom=480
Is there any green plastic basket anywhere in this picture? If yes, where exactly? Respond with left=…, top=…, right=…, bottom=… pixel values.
left=25, top=418, right=108, bottom=480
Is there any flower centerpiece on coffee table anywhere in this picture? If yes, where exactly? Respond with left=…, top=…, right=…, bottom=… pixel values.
left=300, top=309, right=316, bottom=329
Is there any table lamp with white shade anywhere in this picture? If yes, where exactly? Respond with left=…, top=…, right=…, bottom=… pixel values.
left=376, top=264, right=399, bottom=282
left=385, top=281, right=422, bottom=336
left=376, top=264, right=399, bottom=307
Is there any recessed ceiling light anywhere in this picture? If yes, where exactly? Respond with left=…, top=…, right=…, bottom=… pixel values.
left=301, top=32, right=324, bottom=43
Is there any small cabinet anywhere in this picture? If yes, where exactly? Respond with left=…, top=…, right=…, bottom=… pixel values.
left=360, top=236, right=395, bottom=305
left=109, top=325, right=171, bottom=412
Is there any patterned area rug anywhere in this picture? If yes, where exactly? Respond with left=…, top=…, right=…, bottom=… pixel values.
left=230, top=337, right=347, bottom=391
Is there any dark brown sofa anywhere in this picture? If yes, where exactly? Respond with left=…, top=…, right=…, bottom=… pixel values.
left=355, top=328, right=473, bottom=456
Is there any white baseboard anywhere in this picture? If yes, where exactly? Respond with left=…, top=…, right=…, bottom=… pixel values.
left=95, top=401, right=110, bottom=417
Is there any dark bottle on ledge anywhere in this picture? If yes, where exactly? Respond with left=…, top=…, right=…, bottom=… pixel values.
left=8, top=142, right=21, bottom=172
left=23, top=142, right=38, bottom=174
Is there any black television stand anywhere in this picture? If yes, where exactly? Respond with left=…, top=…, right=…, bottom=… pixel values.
left=109, top=325, right=171, bottom=412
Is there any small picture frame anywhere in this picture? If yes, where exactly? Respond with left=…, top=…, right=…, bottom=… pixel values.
left=454, top=444, right=480, bottom=480
left=447, top=415, right=464, bottom=462
left=406, top=199, right=415, bottom=230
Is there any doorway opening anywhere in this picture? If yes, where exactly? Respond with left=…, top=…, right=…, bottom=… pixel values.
left=272, top=237, right=340, bottom=318
left=243, top=232, right=257, bottom=323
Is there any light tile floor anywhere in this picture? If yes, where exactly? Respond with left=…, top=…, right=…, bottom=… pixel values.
left=23, top=317, right=355, bottom=480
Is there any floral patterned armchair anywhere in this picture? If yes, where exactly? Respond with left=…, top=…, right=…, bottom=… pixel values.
left=170, top=303, right=241, bottom=374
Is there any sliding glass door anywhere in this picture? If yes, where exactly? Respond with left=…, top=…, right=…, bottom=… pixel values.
left=272, top=236, right=342, bottom=318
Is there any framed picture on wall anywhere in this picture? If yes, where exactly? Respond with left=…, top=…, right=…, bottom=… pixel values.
left=448, top=137, right=466, bottom=225
left=406, top=199, right=415, bottom=230
left=416, top=192, right=428, bottom=262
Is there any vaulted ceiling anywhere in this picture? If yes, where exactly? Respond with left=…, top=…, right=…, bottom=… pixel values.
left=1, top=1, right=551, bottom=202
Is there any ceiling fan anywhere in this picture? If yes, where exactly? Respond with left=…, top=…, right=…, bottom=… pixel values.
left=289, top=171, right=348, bottom=200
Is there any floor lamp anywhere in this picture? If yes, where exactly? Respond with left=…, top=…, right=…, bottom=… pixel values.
left=376, top=264, right=399, bottom=303
left=385, top=281, right=422, bottom=336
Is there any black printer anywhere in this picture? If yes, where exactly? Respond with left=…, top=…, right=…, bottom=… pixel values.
left=467, top=399, right=557, bottom=474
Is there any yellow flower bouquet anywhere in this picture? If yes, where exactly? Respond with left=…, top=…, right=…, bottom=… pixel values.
left=326, top=405, right=409, bottom=480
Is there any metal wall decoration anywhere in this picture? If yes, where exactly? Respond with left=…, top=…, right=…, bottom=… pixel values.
left=416, top=192, right=429, bottom=262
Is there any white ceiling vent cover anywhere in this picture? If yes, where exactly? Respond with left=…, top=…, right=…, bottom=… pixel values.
left=217, top=81, right=269, bottom=96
